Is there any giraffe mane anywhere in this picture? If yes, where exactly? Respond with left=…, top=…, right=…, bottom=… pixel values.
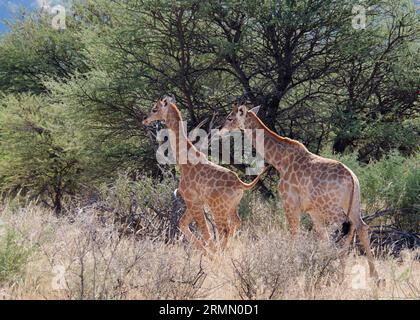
left=167, top=102, right=205, bottom=153
left=167, top=102, right=183, bottom=121
left=247, top=112, right=308, bottom=150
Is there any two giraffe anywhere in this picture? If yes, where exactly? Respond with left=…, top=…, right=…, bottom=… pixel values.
left=143, top=97, right=377, bottom=278
left=142, top=97, right=265, bottom=251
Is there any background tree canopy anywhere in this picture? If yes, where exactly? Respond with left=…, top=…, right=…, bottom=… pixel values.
left=0, top=0, right=418, bottom=214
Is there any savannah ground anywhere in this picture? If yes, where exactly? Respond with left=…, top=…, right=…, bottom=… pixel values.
left=0, top=187, right=419, bottom=300
left=0, top=155, right=419, bottom=300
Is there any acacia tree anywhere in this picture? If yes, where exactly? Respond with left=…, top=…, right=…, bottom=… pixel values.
left=200, top=0, right=418, bottom=155
left=0, top=13, right=87, bottom=95
left=203, top=0, right=356, bottom=129
left=54, top=0, right=418, bottom=158
left=0, top=94, right=88, bottom=214
left=0, top=9, right=97, bottom=212
left=83, top=0, right=235, bottom=126
left=330, top=0, right=419, bottom=160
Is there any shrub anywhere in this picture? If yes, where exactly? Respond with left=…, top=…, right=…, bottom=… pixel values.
left=96, top=171, right=182, bottom=240
left=396, top=163, right=420, bottom=232
left=328, top=151, right=419, bottom=232
left=4, top=207, right=207, bottom=300
left=139, top=245, right=207, bottom=300
left=0, top=228, right=31, bottom=284
left=231, top=232, right=341, bottom=299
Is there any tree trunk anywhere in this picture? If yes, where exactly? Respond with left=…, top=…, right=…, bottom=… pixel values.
left=53, top=190, right=62, bottom=216
left=53, top=176, right=63, bottom=216
left=262, top=96, right=280, bottom=131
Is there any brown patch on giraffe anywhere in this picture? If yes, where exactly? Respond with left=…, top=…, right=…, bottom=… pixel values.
left=290, top=173, right=298, bottom=185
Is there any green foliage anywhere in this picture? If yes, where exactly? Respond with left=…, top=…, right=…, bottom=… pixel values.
left=0, top=228, right=31, bottom=284
left=0, top=94, right=88, bottom=213
left=0, top=14, right=87, bottom=94
left=397, top=163, right=420, bottom=232
left=328, top=151, right=419, bottom=232
left=238, top=190, right=257, bottom=219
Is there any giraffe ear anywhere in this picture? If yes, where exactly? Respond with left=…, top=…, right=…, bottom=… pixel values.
left=249, top=105, right=261, bottom=115
left=162, top=95, right=176, bottom=106
left=167, top=94, right=176, bottom=104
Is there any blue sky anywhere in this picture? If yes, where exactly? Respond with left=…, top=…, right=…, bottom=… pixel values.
left=0, top=0, right=71, bottom=34
left=0, top=0, right=39, bottom=34
left=0, top=0, right=419, bottom=35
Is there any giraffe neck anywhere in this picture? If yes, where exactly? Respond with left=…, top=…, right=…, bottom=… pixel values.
left=244, top=112, right=308, bottom=176
left=164, top=104, right=205, bottom=169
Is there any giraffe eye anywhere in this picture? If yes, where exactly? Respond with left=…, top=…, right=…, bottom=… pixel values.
left=227, top=117, right=233, bottom=121
left=152, top=108, right=157, bottom=113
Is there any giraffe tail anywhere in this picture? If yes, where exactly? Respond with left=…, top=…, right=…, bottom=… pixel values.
left=345, top=166, right=355, bottom=219
left=331, top=163, right=357, bottom=244
left=240, top=165, right=271, bottom=190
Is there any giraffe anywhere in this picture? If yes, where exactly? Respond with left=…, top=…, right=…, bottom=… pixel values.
left=220, top=103, right=378, bottom=278
left=142, top=97, right=265, bottom=251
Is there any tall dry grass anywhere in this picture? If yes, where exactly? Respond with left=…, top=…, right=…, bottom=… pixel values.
left=0, top=198, right=419, bottom=300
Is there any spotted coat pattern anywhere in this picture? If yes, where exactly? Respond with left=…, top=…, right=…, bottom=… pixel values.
left=222, top=104, right=378, bottom=278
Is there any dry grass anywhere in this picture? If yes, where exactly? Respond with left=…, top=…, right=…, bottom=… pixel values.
left=0, top=201, right=419, bottom=300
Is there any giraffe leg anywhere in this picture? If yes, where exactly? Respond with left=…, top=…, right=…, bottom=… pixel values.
left=342, top=223, right=356, bottom=249
left=220, top=226, right=230, bottom=249
left=179, top=203, right=208, bottom=251
left=194, top=209, right=216, bottom=252
left=214, top=214, right=230, bottom=249
left=206, top=193, right=241, bottom=250
left=216, top=207, right=242, bottom=250
left=332, top=222, right=356, bottom=284
left=334, top=212, right=356, bottom=283
left=227, top=207, right=241, bottom=239
left=308, top=206, right=351, bottom=283
left=284, top=204, right=300, bottom=236
left=309, top=206, right=349, bottom=243
left=179, top=211, right=203, bottom=250
left=345, top=186, right=380, bottom=281
left=355, top=222, right=378, bottom=279
left=208, top=204, right=232, bottom=250
left=225, top=193, right=242, bottom=242
left=278, top=184, right=300, bottom=236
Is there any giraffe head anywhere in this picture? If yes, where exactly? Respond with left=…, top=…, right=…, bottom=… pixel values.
left=142, top=96, right=175, bottom=125
left=220, top=102, right=261, bottom=134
